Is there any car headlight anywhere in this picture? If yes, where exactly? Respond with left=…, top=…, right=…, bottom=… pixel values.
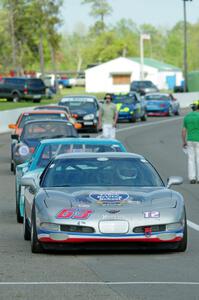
left=40, top=222, right=60, bottom=231
left=14, top=144, right=30, bottom=157
left=166, top=222, right=183, bottom=231
left=83, top=114, right=94, bottom=120
left=18, top=145, right=30, bottom=156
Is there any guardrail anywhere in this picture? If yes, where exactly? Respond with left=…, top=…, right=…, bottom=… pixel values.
left=0, top=92, right=199, bottom=134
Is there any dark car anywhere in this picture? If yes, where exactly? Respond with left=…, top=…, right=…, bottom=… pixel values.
left=12, top=119, right=78, bottom=171
left=130, top=80, right=159, bottom=95
left=58, top=95, right=100, bottom=132
left=0, top=77, right=46, bottom=102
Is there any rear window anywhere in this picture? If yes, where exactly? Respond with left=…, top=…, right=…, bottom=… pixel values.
left=26, top=79, right=45, bottom=88
left=19, top=113, right=67, bottom=128
left=21, top=122, right=76, bottom=141
left=145, top=95, right=171, bottom=101
left=132, top=81, right=153, bottom=88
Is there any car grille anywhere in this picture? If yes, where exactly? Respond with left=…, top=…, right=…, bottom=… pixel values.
left=60, top=224, right=95, bottom=233
left=133, top=224, right=166, bottom=233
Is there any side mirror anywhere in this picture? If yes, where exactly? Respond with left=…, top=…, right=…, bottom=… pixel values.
left=11, top=134, right=19, bottom=140
left=167, top=176, right=183, bottom=188
left=21, top=176, right=37, bottom=194
left=8, top=124, right=17, bottom=129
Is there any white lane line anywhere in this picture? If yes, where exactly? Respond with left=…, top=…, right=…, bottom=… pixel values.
left=187, top=220, right=199, bottom=231
left=116, top=117, right=183, bottom=133
left=0, top=281, right=199, bottom=285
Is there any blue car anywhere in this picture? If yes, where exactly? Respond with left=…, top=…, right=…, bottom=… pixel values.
left=15, top=138, right=126, bottom=223
left=112, top=93, right=147, bottom=122
left=145, top=93, right=180, bottom=116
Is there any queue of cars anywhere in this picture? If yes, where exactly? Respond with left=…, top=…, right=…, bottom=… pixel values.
left=7, top=89, right=187, bottom=254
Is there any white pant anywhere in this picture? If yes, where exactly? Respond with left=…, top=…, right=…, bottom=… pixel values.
left=187, top=141, right=199, bottom=181
left=102, top=124, right=116, bottom=139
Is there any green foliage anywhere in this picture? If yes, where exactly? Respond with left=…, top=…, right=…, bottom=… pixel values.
left=81, top=0, right=112, bottom=33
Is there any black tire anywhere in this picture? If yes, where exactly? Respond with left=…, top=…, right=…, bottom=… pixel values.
left=174, top=216, right=187, bottom=252
left=31, top=205, right=43, bottom=253
left=33, top=98, right=41, bottom=103
left=12, top=93, right=20, bottom=103
left=140, top=113, right=147, bottom=122
left=23, top=206, right=31, bottom=241
left=10, top=161, right=14, bottom=172
left=16, top=186, right=23, bottom=223
left=175, top=109, right=180, bottom=116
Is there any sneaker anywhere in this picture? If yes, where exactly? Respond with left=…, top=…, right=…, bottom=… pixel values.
left=190, top=180, right=196, bottom=184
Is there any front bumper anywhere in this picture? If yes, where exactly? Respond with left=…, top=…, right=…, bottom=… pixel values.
left=38, top=229, right=183, bottom=244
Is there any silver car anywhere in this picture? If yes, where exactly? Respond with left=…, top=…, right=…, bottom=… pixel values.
left=21, top=152, right=187, bottom=253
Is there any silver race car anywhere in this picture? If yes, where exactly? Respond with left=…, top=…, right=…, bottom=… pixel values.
left=21, top=152, right=187, bottom=253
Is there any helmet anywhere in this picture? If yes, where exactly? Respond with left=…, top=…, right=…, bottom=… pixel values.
left=191, top=100, right=199, bottom=111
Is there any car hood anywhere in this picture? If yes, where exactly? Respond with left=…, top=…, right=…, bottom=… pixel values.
left=70, top=109, right=96, bottom=116
left=115, top=103, right=135, bottom=111
left=43, top=187, right=177, bottom=210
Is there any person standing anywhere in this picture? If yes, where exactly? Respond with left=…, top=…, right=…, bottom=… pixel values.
left=98, top=93, right=118, bottom=139
left=182, top=100, right=199, bottom=184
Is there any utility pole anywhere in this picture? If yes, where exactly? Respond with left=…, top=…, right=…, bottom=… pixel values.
left=183, top=0, right=192, bottom=92
left=140, top=33, right=150, bottom=80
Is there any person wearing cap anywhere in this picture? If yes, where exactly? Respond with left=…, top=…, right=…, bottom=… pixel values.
left=182, top=100, right=199, bottom=184
left=98, top=93, right=118, bottom=139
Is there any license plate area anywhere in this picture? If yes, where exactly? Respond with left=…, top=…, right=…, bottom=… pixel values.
left=99, top=220, right=129, bottom=234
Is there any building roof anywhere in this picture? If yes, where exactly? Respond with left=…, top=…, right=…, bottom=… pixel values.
left=129, top=57, right=181, bottom=72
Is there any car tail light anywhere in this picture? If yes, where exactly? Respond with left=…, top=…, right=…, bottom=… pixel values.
left=29, top=147, right=35, bottom=153
left=72, top=114, right=78, bottom=118
left=24, top=85, right=28, bottom=94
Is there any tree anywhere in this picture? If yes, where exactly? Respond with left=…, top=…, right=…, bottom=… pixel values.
left=81, top=0, right=112, bottom=33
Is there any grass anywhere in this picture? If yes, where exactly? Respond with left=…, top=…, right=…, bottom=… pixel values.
left=0, top=87, right=105, bottom=111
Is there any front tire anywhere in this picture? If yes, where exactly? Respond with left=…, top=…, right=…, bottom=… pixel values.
left=12, top=93, right=20, bottom=103
left=16, top=186, right=23, bottom=223
left=23, top=206, right=31, bottom=241
left=31, top=205, right=43, bottom=253
left=140, top=112, right=147, bottom=121
left=174, top=220, right=187, bottom=252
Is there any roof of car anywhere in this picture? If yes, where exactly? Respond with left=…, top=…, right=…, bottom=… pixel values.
left=60, top=95, right=98, bottom=101
left=22, top=119, right=73, bottom=126
left=21, top=110, right=67, bottom=115
left=145, top=93, right=171, bottom=96
left=39, top=138, right=124, bottom=145
left=55, top=152, right=143, bottom=160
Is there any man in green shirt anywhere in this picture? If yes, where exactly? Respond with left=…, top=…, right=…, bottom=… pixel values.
left=98, top=93, right=118, bottom=139
left=182, top=100, right=199, bottom=184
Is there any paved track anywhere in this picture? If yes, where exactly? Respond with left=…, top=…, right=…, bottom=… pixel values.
left=0, top=115, right=199, bottom=300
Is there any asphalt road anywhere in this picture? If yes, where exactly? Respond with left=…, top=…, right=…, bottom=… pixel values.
left=0, top=114, right=199, bottom=300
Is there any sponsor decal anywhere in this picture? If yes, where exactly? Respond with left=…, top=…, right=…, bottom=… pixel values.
left=89, top=192, right=129, bottom=205
left=144, top=211, right=160, bottom=218
left=56, top=208, right=93, bottom=220
left=106, top=209, right=120, bottom=214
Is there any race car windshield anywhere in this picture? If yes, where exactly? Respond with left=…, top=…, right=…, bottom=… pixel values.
left=41, top=157, right=164, bottom=188
left=19, top=113, right=67, bottom=128
left=145, top=95, right=170, bottom=101
left=113, top=96, right=137, bottom=105
left=36, top=144, right=123, bottom=168
left=60, top=100, right=95, bottom=111
left=21, top=122, right=77, bottom=140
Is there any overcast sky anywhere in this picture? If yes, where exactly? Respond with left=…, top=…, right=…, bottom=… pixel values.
left=61, top=0, right=198, bottom=33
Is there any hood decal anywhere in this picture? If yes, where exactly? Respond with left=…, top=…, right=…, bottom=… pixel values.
left=89, top=192, right=129, bottom=206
